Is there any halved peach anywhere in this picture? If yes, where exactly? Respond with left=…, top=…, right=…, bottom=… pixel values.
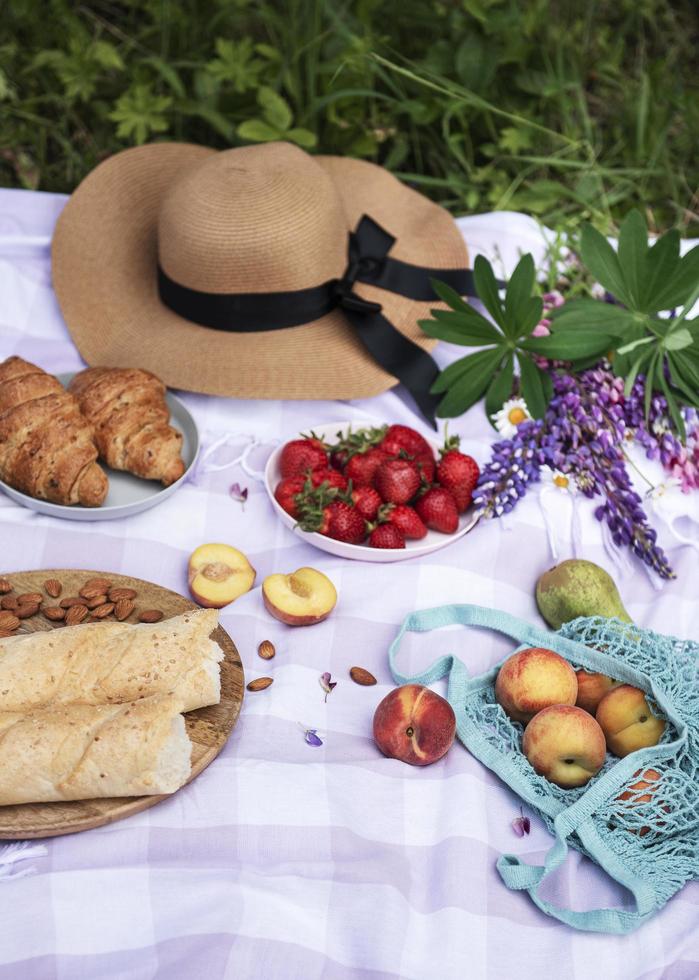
left=262, top=567, right=337, bottom=626
left=188, top=543, right=256, bottom=608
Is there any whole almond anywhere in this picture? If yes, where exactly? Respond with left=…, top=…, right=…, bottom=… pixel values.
left=43, top=606, right=66, bottom=622
left=44, top=579, right=62, bottom=598
left=92, top=603, right=115, bottom=619
left=17, top=592, right=43, bottom=605
left=349, top=666, right=377, bottom=686
left=85, top=594, right=108, bottom=609
left=60, top=596, right=85, bottom=609
left=80, top=583, right=108, bottom=600
left=0, top=611, right=20, bottom=632
left=258, top=640, right=276, bottom=660
left=1, top=596, right=18, bottom=611
left=108, top=587, right=137, bottom=602
left=114, top=599, right=135, bottom=621
left=0, top=630, right=15, bottom=638
left=65, top=604, right=88, bottom=626
left=84, top=577, right=112, bottom=592
left=0, top=579, right=11, bottom=595
left=138, top=609, right=163, bottom=623
left=16, top=602, right=39, bottom=619
left=247, top=677, right=273, bottom=692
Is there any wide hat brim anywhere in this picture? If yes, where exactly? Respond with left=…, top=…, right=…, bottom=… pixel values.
left=52, top=143, right=468, bottom=401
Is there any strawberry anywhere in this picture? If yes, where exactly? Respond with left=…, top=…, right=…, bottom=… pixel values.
left=344, top=447, right=390, bottom=487
left=413, top=451, right=436, bottom=484
left=379, top=424, right=433, bottom=460
left=369, top=523, right=406, bottom=549
left=380, top=503, right=427, bottom=540
left=436, top=437, right=480, bottom=512
left=375, top=458, right=421, bottom=505
left=415, top=487, right=459, bottom=534
left=280, top=437, right=328, bottom=478
left=274, top=475, right=307, bottom=518
left=309, top=468, right=348, bottom=491
left=348, top=484, right=382, bottom=521
left=319, top=501, right=367, bottom=544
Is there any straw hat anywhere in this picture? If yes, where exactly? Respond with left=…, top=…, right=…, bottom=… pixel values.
left=52, top=141, right=470, bottom=418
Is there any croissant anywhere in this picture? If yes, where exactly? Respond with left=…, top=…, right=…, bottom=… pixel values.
left=69, top=367, right=185, bottom=486
left=0, top=356, right=108, bottom=506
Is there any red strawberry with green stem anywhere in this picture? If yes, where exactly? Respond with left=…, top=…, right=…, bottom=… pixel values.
left=379, top=503, right=427, bottom=540
left=280, top=437, right=328, bottom=478
left=347, top=484, right=382, bottom=521
left=309, top=468, right=348, bottom=491
left=375, top=458, right=422, bottom=505
left=415, top=487, right=459, bottom=534
left=436, top=436, right=480, bottom=513
left=379, top=424, right=433, bottom=460
left=274, top=475, right=307, bottom=518
left=369, top=524, right=406, bottom=549
left=345, top=447, right=391, bottom=487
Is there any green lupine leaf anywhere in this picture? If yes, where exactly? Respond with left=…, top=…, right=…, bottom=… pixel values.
left=484, top=353, right=514, bottom=420
left=473, top=255, right=506, bottom=331
left=664, top=327, right=693, bottom=351
left=430, top=277, right=471, bottom=313
left=521, top=332, right=613, bottom=358
left=518, top=296, right=544, bottom=337
left=657, top=367, right=686, bottom=442
left=419, top=310, right=502, bottom=346
left=505, top=254, right=535, bottom=332
left=640, top=229, right=680, bottom=311
left=623, top=348, right=653, bottom=396
left=258, top=86, right=292, bottom=130
left=551, top=300, right=640, bottom=339
left=580, top=224, right=633, bottom=308
left=617, top=209, right=648, bottom=309
left=645, top=350, right=660, bottom=422
left=517, top=354, right=549, bottom=420
left=238, top=118, right=281, bottom=142
left=667, top=355, right=699, bottom=410
left=434, top=349, right=503, bottom=417
left=670, top=348, right=699, bottom=390
left=287, top=127, right=317, bottom=147
left=431, top=347, right=500, bottom=395
left=652, top=244, right=699, bottom=312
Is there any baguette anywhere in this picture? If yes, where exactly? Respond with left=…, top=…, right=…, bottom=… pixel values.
left=0, top=608, right=222, bottom=712
left=0, top=695, right=191, bottom=805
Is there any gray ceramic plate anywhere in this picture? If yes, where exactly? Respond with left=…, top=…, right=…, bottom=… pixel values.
left=0, top=373, right=200, bottom=521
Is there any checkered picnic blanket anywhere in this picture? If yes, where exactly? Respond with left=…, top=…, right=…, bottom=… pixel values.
left=0, top=189, right=697, bottom=979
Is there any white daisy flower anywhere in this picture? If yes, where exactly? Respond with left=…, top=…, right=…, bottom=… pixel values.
left=540, top=465, right=579, bottom=495
left=492, top=397, right=531, bottom=438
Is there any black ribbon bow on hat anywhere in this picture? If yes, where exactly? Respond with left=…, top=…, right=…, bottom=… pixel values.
left=158, top=215, right=479, bottom=426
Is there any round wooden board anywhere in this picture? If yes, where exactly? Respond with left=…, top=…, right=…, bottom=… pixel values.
left=0, top=569, right=244, bottom=839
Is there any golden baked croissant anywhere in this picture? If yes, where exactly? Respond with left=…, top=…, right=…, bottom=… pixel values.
left=0, top=356, right=108, bottom=506
left=68, top=367, right=185, bottom=486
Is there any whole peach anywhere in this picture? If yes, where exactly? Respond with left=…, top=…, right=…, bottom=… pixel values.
left=575, top=670, right=620, bottom=714
left=373, top=684, right=456, bottom=766
left=616, top=768, right=669, bottom=837
left=495, top=647, right=578, bottom=724
left=522, top=704, right=607, bottom=788
left=596, top=684, right=666, bottom=757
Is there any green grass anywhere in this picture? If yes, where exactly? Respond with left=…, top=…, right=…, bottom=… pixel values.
left=1, top=0, right=697, bottom=234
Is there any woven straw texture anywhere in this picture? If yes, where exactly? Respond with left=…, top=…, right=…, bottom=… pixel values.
left=51, top=142, right=468, bottom=400
left=389, top=605, right=699, bottom=934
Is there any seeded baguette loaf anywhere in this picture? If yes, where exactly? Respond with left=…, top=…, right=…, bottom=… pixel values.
left=0, top=608, right=222, bottom=712
left=0, top=695, right=191, bottom=805
left=0, top=356, right=108, bottom=506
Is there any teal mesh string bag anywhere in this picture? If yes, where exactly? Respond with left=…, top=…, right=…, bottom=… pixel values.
left=388, top=604, right=699, bottom=934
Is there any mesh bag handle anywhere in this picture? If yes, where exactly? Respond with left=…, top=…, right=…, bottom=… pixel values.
left=388, top=603, right=683, bottom=934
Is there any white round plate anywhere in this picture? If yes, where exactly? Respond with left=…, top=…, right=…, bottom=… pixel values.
left=0, top=373, right=199, bottom=522
left=264, top=421, right=479, bottom=562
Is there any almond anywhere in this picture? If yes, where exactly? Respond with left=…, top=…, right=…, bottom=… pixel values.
left=1, top=596, right=18, bottom=611
left=0, top=611, right=20, bottom=632
left=0, top=630, right=15, bottom=638
left=65, top=604, right=88, bottom=626
left=247, top=677, right=273, bottom=692
left=138, top=609, right=163, bottom=623
left=258, top=640, right=276, bottom=660
left=44, top=578, right=62, bottom=598
left=43, top=606, right=66, bottom=622
left=17, top=592, right=43, bottom=605
left=349, top=666, right=377, bottom=686
left=0, top=579, right=11, bottom=595
left=108, top=587, right=137, bottom=602
left=16, top=603, right=39, bottom=619
left=92, top=603, right=115, bottom=619
left=114, top=599, right=135, bottom=621
left=85, top=594, right=108, bottom=609
left=80, top=583, right=108, bottom=600
left=83, top=577, right=112, bottom=592
left=60, top=596, right=85, bottom=609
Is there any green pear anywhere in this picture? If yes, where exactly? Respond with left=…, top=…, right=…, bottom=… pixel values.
left=535, top=559, right=631, bottom=629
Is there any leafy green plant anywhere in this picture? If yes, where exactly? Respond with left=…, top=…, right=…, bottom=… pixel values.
left=422, top=255, right=550, bottom=421
left=237, top=86, right=316, bottom=148
left=532, top=210, right=699, bottom=439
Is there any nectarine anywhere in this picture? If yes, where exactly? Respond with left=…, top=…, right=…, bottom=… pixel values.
left=522, top=704, right=607, bottom=788
left=373, top=684, right=456, bottom=766
left=262, top=567, right=337, bottom=626
left=188, top=543, right=256, bottom=608
left=495, top=647, right=578, bottom=724
left=616, top=768, right=668, bottom=837
left=596, top=684, right=666, bottom=757
left=575, top=670, right=620, bottom=714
